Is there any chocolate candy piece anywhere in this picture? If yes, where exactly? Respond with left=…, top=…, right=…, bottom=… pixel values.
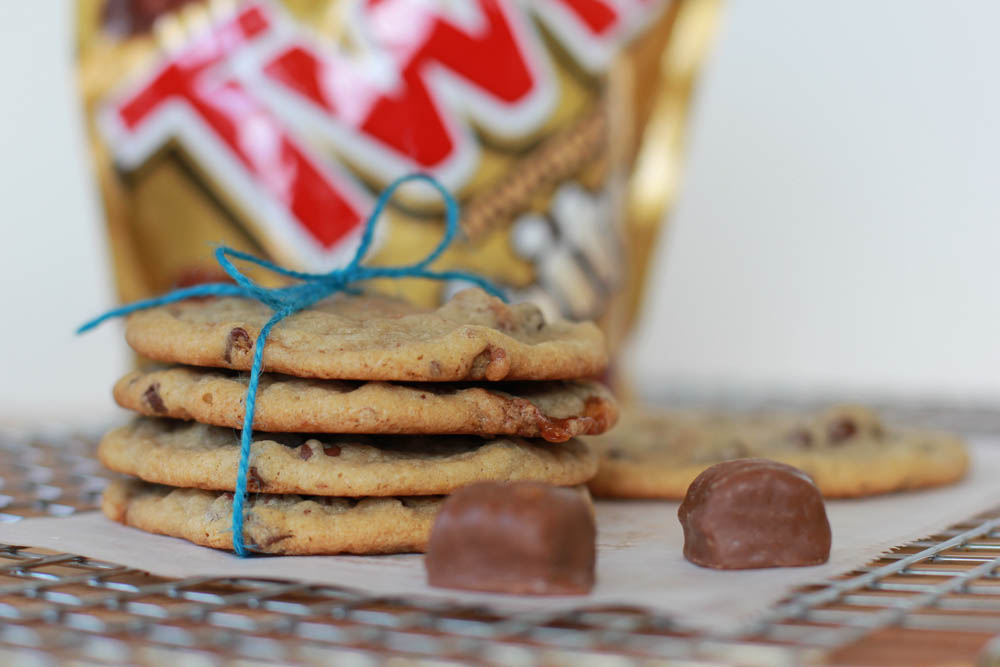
left=425, top=482, right=595, bottom=595
left=678, top=459, right=831, bottom=569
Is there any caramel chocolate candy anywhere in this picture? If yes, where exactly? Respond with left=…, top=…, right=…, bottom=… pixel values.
left=425, top=482, right=595, bottom=595
left=678, top=459, right=831, bottom=570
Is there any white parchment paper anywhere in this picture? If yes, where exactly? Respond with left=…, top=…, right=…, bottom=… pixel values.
left=2, top=439, right=998, bottom=633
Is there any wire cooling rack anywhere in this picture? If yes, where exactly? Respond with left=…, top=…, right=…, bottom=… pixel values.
left=2, top=405, right=1000, bottom=666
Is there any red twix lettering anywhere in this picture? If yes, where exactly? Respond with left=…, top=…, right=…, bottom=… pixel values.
left=104, top=5, right=370, bottom=261
left=101, top=0, right=664, bottom=267
left=264, top=0, right=551, bottom=179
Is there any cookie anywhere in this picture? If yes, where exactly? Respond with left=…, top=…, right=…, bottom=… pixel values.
left=98, top=419, right=598, bottom=496
left=587, top=405, right=969, bottom=499
left=113, top=366, right=617, bottom=441
left=124, top=288, right=607, bottom=381
left=101, top=477, right=440, bottom=555
left=103, top=478, right=594, bottom=555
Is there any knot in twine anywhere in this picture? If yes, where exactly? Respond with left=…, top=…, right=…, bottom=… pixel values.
left=80, top=173, right=504, bottom=556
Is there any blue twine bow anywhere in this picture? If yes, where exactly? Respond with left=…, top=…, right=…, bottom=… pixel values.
left=80, top=173, right=504, bottom=557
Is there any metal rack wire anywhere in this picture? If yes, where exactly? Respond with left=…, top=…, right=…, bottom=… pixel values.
left=1, top=410, right=999, bottom=665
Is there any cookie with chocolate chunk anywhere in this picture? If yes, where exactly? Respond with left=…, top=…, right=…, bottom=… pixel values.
left=587, top=405, right=968, bottom=499
left=124, top=288, right=607, bottom=381
left=101, top=477, right=440, bottom=555
left=99, top=418, right=598, bottom=496
left=113, top=366, right=616, bottom=441
left=102, top=478, right=594, bottom=555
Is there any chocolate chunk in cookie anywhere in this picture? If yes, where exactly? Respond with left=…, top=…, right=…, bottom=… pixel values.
left=223, top=327, right=252, bottom=364
left=142, top=383, right=166, bottom=414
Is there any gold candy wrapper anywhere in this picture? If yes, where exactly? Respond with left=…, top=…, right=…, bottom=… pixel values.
left=76, top=0, right=719, bottom=375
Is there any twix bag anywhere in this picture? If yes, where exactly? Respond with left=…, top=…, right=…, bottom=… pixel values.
left=76, top=0, right=719, bottom=372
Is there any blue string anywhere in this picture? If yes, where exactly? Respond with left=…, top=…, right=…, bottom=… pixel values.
left=79, top=173, right=505, bottom=557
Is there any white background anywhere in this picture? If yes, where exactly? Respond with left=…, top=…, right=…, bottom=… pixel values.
left=1, top=1, right=999, bottom=425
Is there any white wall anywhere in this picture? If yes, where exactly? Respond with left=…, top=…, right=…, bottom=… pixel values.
left=626, top=0, right=1000, bottom=402
left=1, top=1, right=999, bottom=425
left=0, top=2, right=127, bottom=426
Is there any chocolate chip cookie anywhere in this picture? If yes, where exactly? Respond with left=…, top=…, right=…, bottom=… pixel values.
left=114, top=366, right=617, bottom=441
left=102, top=477, right=440, bottom=555
left=124, top=288, right=607, bottom=381
left=100, top=418, right=599, bottom=496
left=587, top=405, right=968, bottom=498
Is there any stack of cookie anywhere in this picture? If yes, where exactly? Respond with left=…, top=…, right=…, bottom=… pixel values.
left=98, top=288, right=617, bottom=555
